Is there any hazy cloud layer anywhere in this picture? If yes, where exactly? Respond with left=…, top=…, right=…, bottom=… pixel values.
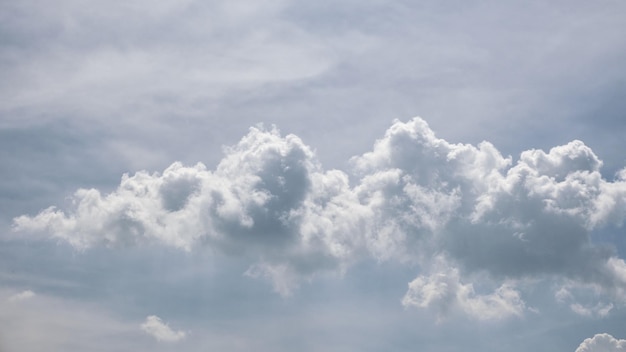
left=1, top=0, right=334, bottom=122
left=0, top=289, right=138, bottom=352
left=14, top=118, right=626, bottom=317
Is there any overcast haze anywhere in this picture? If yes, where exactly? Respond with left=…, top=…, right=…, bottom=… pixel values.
left=2, top=1, right=626, bottom=351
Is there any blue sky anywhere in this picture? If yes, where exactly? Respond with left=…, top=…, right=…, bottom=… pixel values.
left=2, top=1, right=626, bottom=351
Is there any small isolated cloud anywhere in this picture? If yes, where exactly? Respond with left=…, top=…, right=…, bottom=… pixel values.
left=576, top=333, right=626, bottom=352
left=140, top=315, right=186, bottom=342
left=402, top=258, right=525, bottom=321
left=8, top=290, right=35, bottom=303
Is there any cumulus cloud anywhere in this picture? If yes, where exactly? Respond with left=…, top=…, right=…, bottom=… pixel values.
left=13, top=126, right=319, bottom=251
left=576, top=333, right=626, bottom=352
left=348, top=118, right=626, bottom=311
left=402, top=258, right=524, bottom=320
left=140, top=315, right=186, bottom=342
left=13, top=118, right=626, bottom=318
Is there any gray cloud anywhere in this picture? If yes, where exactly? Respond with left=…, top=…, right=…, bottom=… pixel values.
left=0, top=0, right=334, bottom=122
left=13, top=118, right=626, bottom=315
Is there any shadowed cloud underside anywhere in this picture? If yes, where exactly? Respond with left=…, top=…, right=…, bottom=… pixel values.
left=14, top=118, right=626, bottom=320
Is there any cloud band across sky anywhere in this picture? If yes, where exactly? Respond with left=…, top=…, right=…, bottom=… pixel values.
left=13, top=118, right=626, bottom=319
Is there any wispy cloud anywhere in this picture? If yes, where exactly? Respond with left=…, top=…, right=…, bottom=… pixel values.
left=8, top=290, right=35, bottom=303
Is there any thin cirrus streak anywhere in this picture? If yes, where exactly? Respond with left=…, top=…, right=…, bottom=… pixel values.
left=13, top=117, right=626, bottom=319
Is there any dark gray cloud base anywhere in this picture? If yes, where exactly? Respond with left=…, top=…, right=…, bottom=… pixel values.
left=14, top=118, right=626, bottom=318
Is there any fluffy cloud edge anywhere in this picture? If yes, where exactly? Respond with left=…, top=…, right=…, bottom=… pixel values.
left=401, top=258, right=525, bottom=321
left=12, top=117, right=626, bottom=319
left=140, top=315, right=187, bottom=342
left=576, top=333, right=626, bottom=352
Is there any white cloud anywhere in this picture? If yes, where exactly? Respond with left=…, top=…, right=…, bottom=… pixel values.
left=8, top=290, right=35, bottom=302
left=576, top=333, right=626, bottom=352
left=140, top=315, right=186, bottom=342
left=402, top=258, right=525, bottom=321
left=13, top=118, right=626, bottom=317
left=13, top=127, right=320, bottom=252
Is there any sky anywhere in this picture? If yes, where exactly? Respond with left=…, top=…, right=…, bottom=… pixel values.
left=2, top=0, right=626, bottom=351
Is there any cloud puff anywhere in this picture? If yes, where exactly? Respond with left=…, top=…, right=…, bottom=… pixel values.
left=14, top=118, right=626, bottom=317
left=402, top=257, right=524, bottom=321
left=8, top=290, right=35, bottom=303
left=349, top=118, right=626, bottom=311
left=13, top=126, right=319, bottom=251
left=576, top=333, right=626, bottom=352
left=140, top=315, right=186, bottom=342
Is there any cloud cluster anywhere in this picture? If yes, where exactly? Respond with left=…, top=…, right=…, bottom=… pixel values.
left=141, top=315, right=186, bottom=342
left=13, top=127, right=317, bottom=251
left=576, top=333, right=626, bottom=352
left=14, top=118, right=626, bottom=317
